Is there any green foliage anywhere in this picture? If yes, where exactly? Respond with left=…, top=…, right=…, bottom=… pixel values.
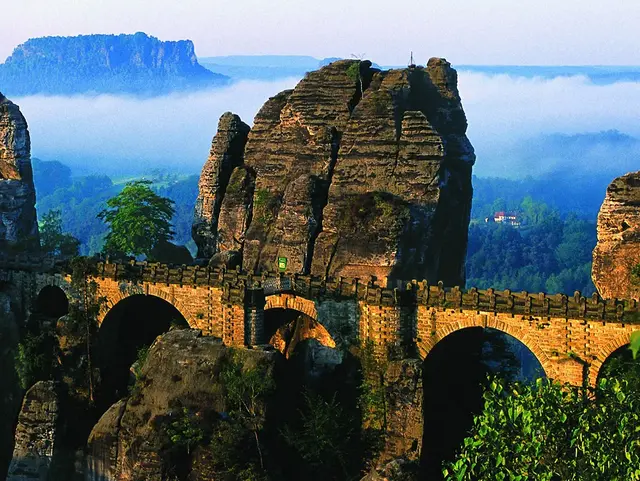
left=208, top=420, right=271, bottom=481
left=346, top=62, right=361, bottom=82
left=97, top=180, right=175, bottom=257
left=443, top=376, right=640, bottom=481
left=61, top=257, right=107, bottom=402
left=39, top=209, right=80, bottom=258
left=631, top=331, right=640, bottom=359
left=15, top=331, right=56, bottom=389
left=338, top=192, right=410, bottom=238
left=631, top=264, right=640, bottom=284
left=166, top=406, right=205, bottom=454
left=131, top=346, right=149, bottom=380
left=467, top=203, right=597, bottom=294
left=253, top=188, right=281, bottom=225
left=282, top=392, right=353, bottom=477
left=358, top=341, right=387, bottom=432
left=220, top=349, right=275, bottom=469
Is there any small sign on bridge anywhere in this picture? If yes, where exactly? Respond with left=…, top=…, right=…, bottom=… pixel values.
left=277, top=257, right=288, bottom=272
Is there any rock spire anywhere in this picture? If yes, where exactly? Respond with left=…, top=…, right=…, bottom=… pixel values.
left=193, top=58, right=475, bottom=286
left=0, top=92, right=39, bottom=251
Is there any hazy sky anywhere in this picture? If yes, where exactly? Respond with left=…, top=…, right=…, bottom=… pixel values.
left=1, top=0, right=639, bottom=66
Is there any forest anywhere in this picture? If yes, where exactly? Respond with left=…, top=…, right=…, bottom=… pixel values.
left=32, top=159, right=599, bottom=296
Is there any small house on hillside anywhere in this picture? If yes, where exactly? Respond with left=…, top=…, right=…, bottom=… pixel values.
left=485, top=211, right=520, bottom=227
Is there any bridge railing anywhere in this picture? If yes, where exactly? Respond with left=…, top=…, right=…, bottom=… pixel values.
left=3, top=258, right=639, bottom=322
left=0, top=253, right=57, bottom=271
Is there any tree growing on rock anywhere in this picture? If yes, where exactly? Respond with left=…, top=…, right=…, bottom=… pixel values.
left=97, top=180, right=175, bottom=257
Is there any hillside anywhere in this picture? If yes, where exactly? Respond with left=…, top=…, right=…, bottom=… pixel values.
left=0, top=32, right=229, bottom=96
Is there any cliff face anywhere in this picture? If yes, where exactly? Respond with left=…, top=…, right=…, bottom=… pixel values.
left=592, top=171, right=640, bottom=300
left=0, top=92, right=39, bottom=251
left=0, top=33, right=229, bottom=96
left=193, top=58, right=475, bottom=285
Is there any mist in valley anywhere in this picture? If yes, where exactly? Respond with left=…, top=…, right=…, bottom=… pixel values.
left=13, top=70, right=640, bottom=183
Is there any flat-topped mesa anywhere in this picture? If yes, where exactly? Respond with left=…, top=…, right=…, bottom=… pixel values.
left=592, top=171, right=640, bottom=300
left=0, top=92, right=39, bottom=251
left=192, top=58, right=475, bottom=286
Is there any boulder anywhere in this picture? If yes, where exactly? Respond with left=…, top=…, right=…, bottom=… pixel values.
left=85, top=330, right=277, bottom=481
left=6, top=381, right=60, bottom=481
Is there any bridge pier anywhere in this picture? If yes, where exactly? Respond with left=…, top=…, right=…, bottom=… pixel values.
left=244, top=289, right=266, bottom=346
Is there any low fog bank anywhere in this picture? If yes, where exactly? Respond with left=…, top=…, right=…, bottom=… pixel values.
left=15, top=77, right=300, bottom=176
left=12, top=72, right=640, bottom=180
left=459, top=73, right=640, bottom=179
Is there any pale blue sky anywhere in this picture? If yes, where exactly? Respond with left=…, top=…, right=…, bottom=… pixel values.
left=1, top=0, right=638, bottom=65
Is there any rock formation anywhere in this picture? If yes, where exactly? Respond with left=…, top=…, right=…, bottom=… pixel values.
left=85, top=329, right=277, bottom=481
left=192, top=112, right=251, bottom=260
left=592, top=171, right=640, bottom=300
left=0, top=33, right=229, bottom=96
left=0, top=93, right=39, bottom=252
left=193, top=58, right=475, bottom=286
left=6, top=381, right=60, bottom=481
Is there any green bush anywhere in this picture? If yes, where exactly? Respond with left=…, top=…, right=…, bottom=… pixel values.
left=443, top=376, right=640, bottom=481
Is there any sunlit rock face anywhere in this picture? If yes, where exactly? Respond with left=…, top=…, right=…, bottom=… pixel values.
left=192, top=112, right=250, bottom=260
left=242, top=58, right=475, bottom=285
left=0, top=92, right=39, bottom=251
left=193, top=58, right=475, bottom=286
left=592, top=171, right=640, bottom=300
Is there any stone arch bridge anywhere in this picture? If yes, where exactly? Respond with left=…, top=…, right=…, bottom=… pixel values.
left=1, top=257, right=638, bottom=388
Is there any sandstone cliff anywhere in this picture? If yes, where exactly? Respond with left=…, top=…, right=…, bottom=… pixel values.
left=0, top=33, right=229, bottom=96
left=0, top=92, right=39, bottom=251
left=592, top=171, right=640, bottom=300
left=193, top=58, right=475, bottom=286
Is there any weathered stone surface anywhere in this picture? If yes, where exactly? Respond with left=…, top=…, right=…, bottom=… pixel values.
left=85, top=329, right=276, bottom=481
left=243, top=60, right=373, bottom=274
left=216, top=166, right=256, bottom=253
left=193, top=112, right=250, bottom=260
left=592, top=171, right=640, bottom=300
left=360, top=457, right=420, bottom=481
left=6, top=381, right=60, bottom=481
left=0, top=93, right=39, bottom=251
left=381, top=359, right=423, bottom=463
left=193, top=58, right=474, bottom=285
left=312, top=60, right=475, bottom=285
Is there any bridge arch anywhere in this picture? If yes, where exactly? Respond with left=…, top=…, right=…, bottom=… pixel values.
left=35, top=285, right=69, bottom=319
left=96, top=293, right=189, bottom=408
left=97, top=283, right=195, bottom=327
left=417, top=314, right=552, bottom=380
left=263, top=293, right=337, bottom=357
left=590, top=333, right=636, bottom=386
left=265, top=293, right=318, bottom=320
